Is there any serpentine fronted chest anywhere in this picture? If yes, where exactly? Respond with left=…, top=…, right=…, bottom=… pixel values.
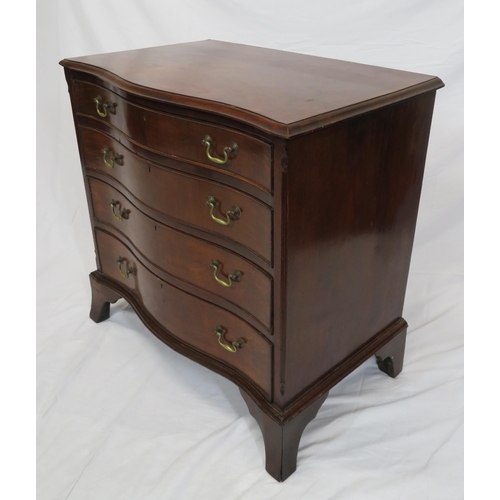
left=60, top=40, right=443, bottom=481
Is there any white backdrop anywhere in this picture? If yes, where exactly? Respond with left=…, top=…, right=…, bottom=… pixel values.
left=37, top=1, right=463, bottom=498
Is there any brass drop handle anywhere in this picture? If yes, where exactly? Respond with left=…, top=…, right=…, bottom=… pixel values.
left=102, top=146, right=123, bottom=169
left=205, top=196, right=241, bottom=226
left=110, top=200, right=129, bottom=221
left=214, top=326, right=245, bottom=353
left=93, top=95, right=116, bottom=117
left=210, top=260, right=242, bottom=287
left=116, top=257, right=133, bottom=279
left=202, top=135, right=238, bottom=165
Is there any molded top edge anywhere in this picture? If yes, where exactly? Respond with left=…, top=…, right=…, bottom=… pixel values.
left=60, top=40, right=444, bottom=138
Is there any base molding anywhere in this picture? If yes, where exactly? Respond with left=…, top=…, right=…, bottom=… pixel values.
left=90, top=269, right=407, bottom=424
left=252, top=317, right=409, bottom=425
left=238, top=320, right=408, bottom=481
left=89, top=270, right=408, bottom=481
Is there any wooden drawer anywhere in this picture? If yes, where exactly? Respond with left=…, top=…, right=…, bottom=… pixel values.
left=81, top=127, right=272, bottom=263
left=89, top=178, right=272, bottom=330
left=95, top=229, right=272, bottom=398
left=73, top=80, right=272, bottom=192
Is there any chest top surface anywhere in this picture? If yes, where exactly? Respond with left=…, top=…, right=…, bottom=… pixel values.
left=60, top=40, right=443, bottom=137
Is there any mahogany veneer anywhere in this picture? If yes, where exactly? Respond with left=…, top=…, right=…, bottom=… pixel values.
left=61, top=40, right=443, bottom=482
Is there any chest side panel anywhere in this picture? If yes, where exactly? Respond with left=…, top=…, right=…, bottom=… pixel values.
left=282, top=91, right=437, bottom=404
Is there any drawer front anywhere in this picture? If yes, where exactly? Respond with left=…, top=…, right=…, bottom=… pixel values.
left=73, top=81, right=272, bottom=192
left=81, top=127, right=272, bottom=263
left=89, top=178, right=272, bottom=329
left=96, top=229, right=272, bottom=397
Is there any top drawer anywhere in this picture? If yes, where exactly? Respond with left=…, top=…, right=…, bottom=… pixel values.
left=72, top=81, right=273, bottom=192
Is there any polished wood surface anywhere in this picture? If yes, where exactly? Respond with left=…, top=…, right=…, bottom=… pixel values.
left=240, top=389, right=329, bottom=482
left=281, top=91, right=437, bottom=403
left=62, top=41, right=443, bottom=482
left=80, top=127, right=273, bottom=263
left=89, top=272, right=122, bottom=323
left=95, top=229, right=273, bottom=397
left=61, top=40, right=443, bottom=137
left=74, top=80, right=273, bottom=192
left=375, top=328, right=407, bottom=378
left=89, top=178, right=272, bottom=330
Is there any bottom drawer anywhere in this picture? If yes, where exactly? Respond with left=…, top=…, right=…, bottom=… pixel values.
left=95, top=229, right=272, bottom=398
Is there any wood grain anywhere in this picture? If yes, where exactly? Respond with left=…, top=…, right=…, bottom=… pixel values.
left=63, top=41, right=443, bottom=481
left=61, top=40, right=444, bottom=137
left=281, top=91, right=437, bottom=403
left=73, top=79, right=273, bottom=192
left=80, top=126, right=273, bottom=263
left=95, top=229, right=273, bottom=398
left=89, top=177, right=272, bottom=330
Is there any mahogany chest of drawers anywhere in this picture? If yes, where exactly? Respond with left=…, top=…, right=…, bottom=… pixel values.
left=61, top=40, right=443, bottom=481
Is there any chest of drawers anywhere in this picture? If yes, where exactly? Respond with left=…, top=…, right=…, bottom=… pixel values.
left=61, top=40, right=443, bottom=481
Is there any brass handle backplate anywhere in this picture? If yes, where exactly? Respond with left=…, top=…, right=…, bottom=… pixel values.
left=110, top=200, right=129, bottom=221
left=205, top=196, right=241, bottom=226
left=210, top=260, right=242, bottom=287
left=214, top=326, right=245, bottom=353
left=93, top=95, right=116, bottom=118
left=116, top=257, right=133, bottom=279
left=102, top=146, right=123, bottom=169
left=201, top=135, right=238, bottom=165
